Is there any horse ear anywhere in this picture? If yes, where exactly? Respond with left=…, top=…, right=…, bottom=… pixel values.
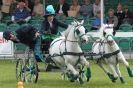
left=81, top=20, right=84, bottom=24
left=108, top=24, right=114, bottom=27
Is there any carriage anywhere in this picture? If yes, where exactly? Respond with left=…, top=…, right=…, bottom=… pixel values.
left=15, top=20, right=91, bottom=84
left=15, top=21, right=133, bottom=84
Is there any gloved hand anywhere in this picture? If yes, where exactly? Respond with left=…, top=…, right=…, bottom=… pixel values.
left=35, top=31, right=40, bottom=37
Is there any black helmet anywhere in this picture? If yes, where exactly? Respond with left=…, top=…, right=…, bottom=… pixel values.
left=3, top=30, right=12, bottom=40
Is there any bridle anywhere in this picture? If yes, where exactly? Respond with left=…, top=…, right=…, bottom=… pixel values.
left=65, top=24, right=87, bottom=43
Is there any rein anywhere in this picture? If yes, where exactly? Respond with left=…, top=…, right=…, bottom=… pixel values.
left=91, top=35, right=120, bottom=61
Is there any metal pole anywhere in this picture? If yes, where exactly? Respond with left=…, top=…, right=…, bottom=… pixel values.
left=43, top=0, right=45, bottom=13
left=101, top=0, right=104, bottom=26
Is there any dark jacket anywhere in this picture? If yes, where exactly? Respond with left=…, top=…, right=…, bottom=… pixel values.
left=115, top=12, right=125, bottom=26
left=56, top=3, right=70, bottom=16
left=15, top=25, right=38, bottom=48
left=12, top=8, right=31, bottom=21
left=40, top=18, right=68, bottom=35
left=124, top=10, right=133, bottom=19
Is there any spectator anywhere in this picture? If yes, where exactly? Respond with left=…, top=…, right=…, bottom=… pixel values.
left=91, top=11, right=105, bottom=30
left=93, top=0, right=101, bottom=16
left=1, top=0, right=12, bottom=17
left=0, top=9, right=2, bottom=22
left=0, top=0, right=2, bottom=9
left=11, top=2, right=31, bottom=25
left=56, top=0, right=70, bottom=17
left=106, top=9, right=118, bottom=30
left=91, top=11, right=101, bottom=30
left=79, top=0, right=93, bottom=17
left=23, top=0, right=34, bottom=13
left=68, top=0, right=80, bottom=17
left=115, top=3, right=125, bottom=28
left=9, top=0, right=18, bottom=15
left=32, top=0, right=44, bottom=17
left=123, top=5, right=133, bottom=25
left=22, top=0, right=31, bottom=12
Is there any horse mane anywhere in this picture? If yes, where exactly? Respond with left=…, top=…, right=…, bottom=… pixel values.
left=61, top=23, right=75, bottom=38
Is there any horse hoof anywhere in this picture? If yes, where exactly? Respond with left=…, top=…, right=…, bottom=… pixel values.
left=127, top=67, right=133, bottom=77
left=70, top=80, right=75, bottom=82
left=87, top=79, right=89, bottom=82
left=112, top=77, right=118, bottom=83
left=79, top=77, right=84, bottom=84
left=120, top=77, right=126, bottom=84
left=112, top=80, right=116, bottom=83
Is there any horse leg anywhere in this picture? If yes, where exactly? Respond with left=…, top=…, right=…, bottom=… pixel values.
left=117, top=52, right=133, bottom=77
left=97, top=61, right=115, bottom=81
left=109, top=64, right=118, bottom=83
left=66, top=63, right=79, bottom=82
left=80, top=57, right=91, bottom=82
left=114, top=64, right=125, bottom=84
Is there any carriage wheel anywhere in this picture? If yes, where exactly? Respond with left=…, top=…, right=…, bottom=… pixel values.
left=61, top=65, right=88, bottom=84
left=79, top=66, right=87, bottom=83
left=24, top=48, right=39, bottom=83
left=16, top=58, right=25, bottom=82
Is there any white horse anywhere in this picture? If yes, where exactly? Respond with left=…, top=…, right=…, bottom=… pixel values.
left=49, top=20, right=91, bottom=84
left=92, top=24, right=133, bottom=83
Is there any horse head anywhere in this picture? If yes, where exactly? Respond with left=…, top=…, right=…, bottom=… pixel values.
left=100, top=24, right=115, bottom=44
left=70, top=20, right=88, bottom=43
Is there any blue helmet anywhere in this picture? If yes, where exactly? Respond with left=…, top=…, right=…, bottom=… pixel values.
left=3, top=30, right=12, bottom=40
left=44, top=5, right=55, bottom=17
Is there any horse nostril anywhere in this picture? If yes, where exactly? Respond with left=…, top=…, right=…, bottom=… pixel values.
left=108, top=40, right=114, bottom=45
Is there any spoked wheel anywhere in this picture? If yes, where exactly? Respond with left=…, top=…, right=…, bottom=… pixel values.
left=16, top=58, right=25, bottom=82
left=61, top=65, right=88, bottom=84
left=16, top=48, right=39, bottom=83
left=24, top=48, right=39, bottom=83
left=78, top=66, right=88, bottom=84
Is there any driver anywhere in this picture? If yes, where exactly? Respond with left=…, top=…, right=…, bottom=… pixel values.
left=3, top=25, right=44, bottom=62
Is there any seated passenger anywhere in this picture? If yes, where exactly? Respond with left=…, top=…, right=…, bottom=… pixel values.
left=40, top=5, right=68, bottom=35
left=40, top=5, right=68, bottom=51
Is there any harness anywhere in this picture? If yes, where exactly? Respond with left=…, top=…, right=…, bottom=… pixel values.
left=90, top=34, right=120, bottom=63
left=48, top=24, right=87, bottom=66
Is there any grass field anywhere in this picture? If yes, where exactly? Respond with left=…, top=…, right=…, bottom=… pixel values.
left=0, top=59, right=133, bottom=88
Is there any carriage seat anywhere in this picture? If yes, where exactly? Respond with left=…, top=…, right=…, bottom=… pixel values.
left=41, top=34, right=58, bottom=53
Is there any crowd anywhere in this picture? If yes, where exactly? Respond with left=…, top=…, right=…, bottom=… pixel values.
left=0, top=0, right=133, bottom=30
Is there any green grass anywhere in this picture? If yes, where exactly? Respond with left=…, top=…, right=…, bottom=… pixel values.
left=0, top=60, right=133, bottom=88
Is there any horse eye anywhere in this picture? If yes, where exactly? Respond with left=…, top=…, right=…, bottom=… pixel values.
left=103, top=31, right=106, bottom=36
left=85, top=29, right=88, bottom=33
left=75, top=30, right=80, bottom=35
